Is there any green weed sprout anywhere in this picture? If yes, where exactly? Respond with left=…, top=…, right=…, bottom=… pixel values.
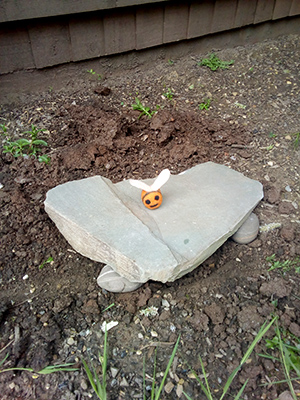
left=132, top=98, right=159, bottom=119
left=39, top=256, right=53, bottom=270
left=183, top=316, right=277, bottom=400
left=162, top=88, right=174, bottom=100
left=266, top=254, right=300, bottom=274
left=0, top=352, right=78, bottom=376
left=259, top=319, right=300, bottom=399
left=1, top=124, right=50, bottom=164
left=198, top=53, right=234, bottom=71
left=292, top=132, right=300, bottom=150
left=199, top=99, right=211, bottom=110
left=87, top=69, right=102, bottom=80
left=143, top=335, right=180, bottom=400
left=82, top=327, right=108, bottom=400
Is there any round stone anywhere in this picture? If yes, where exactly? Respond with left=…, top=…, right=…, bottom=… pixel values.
left=232, top=213, right=259, bottom=244
left=97, top=265, right=143, bottom=293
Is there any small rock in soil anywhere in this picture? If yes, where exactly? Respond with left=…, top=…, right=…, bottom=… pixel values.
left=279, top=391, right=294, bottom=400
left=94, top=86, right=111, bottom=96
left=260, top=278, right=292, bottom=298
left=280, top=224, right=295, bottom=242
left=204, top=303, right=225, bottom=325
left=237, top=305, right=263, bottom=330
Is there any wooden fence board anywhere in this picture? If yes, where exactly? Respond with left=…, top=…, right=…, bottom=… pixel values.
left=29, top=20, right=72, bottom=68
left=273, top=0, right=292, bottom=19
left=69, top=15, right=105, bottom=61
left=188, top=0, right=214, bottom=39
left=163, top=3, right=189, bottom=43
left=235, top=0, right=257, bottom=27
left=211, top=0, right=238, bottom=33
left=254, top=0, right=276, bottom=23
left=103, top=10, right=135, bottom=54
left=290, top=0, right=300, bottom=16
left=136, top=6, right=164, bottom=49
left=0, top=25, right=34, bottom=73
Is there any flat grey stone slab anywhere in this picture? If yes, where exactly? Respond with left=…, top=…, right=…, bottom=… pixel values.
left=44, top=162, right=263, bottom=283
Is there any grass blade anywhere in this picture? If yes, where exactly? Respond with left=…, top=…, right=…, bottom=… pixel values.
left=38, top=363, right=79, bottom=374
left=220, top=316, right=277, bottom=400
left=154, top=335, right=180, bottom=400
left=82, top=358, right=98, bottom=394
left=183, top=392, right=193, bottom=400
left=0, top=353, right=9, bottom=367
left=276, top=323, right=297, bottom=400
left=0, top=367, right=34, bottom=373
left=151, top=348, right=157, bottom=400
left=198, top=356, right=214, bottom=400
left=82, top=328, right=108, bottom=400
left=234, top=379, right=249, bottom=400
left=143, top=355, right=147, bottom=400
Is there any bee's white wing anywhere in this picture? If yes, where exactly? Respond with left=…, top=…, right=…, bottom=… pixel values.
left=150, top=169, right=171, bottom=191
left=129, top=179, right=152, bottom=192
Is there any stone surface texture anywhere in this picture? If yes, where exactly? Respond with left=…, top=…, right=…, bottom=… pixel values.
left=97, top=265, right=142, bottom=293
left=232, top=212, right=259, bottom=244
left=44, top=162, right=263, bottom=283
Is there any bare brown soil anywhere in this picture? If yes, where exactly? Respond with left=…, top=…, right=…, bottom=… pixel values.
left=0, top=33, right=299, bottom=400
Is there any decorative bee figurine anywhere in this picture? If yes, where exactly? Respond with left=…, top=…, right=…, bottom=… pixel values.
left=129, top=169, right=171, bottom=210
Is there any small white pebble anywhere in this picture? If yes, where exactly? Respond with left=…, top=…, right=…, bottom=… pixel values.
left=67, top=337, right=75, bottom=346
left=162, top=299, right=170, bottom=309
left=23, top=274, right=29, bottom=280
left=80, top=380, right=88, bottom=390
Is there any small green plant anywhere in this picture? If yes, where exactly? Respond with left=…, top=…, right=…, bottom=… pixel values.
left=132, top=98, right=159, bottom=119
left=199, top=98, right=211, bottom=110
left=39, top=256, right=53, bottom=270
left=0, top=353, right=78, bottom=376
left=259, top=319, right=300, bottom=399
left=183, top=316, right=277, bottom=400
left=38, top=154, right=51, bottom=164
left=82, top=328, right=108, bottom=400
left=167, top=59, right=174, bottom=65
left=102, top=303, right=115, bottom=312
left=162, top=88, right=174, bottom=100
left=198, top=53, right=234, bottom=71
left=265, top=144, right=274, bottom=151
left=234, top=101, right=246, bottom=109
left=292, top=132, right=300, bottom=149
left=140, top=306, right=159, bottom=317
left=266, top=254, right=300, bottom=274
left=143, top=336, right=180, bottom=400
left=1, top=124, right=50, bottom=163
left=87, top=69, right=102, bottom=80
left=0, top=124, right=7, bottom=133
